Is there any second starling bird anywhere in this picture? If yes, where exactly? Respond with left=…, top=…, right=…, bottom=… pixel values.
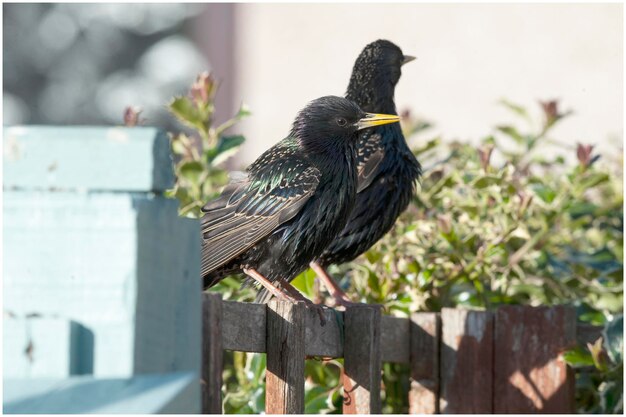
left=201, top=95, right=400, bottom=302
left=311, top=40, right=422, bottom=305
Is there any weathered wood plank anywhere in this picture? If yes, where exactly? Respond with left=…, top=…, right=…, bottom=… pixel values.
left=342, top=305, right=382, bottom=414
left=220, top=302, right=411, bottom=362
left=219, top=301, right=591, bottom=362
left=409, top=313, right=440, bottom=414
left=304, top=307, right=344, bottom=358
left=493, top=305, right=576, bottom=413
left=381, top=315, right=410, bottom=363
left=202, top=293, right=223, bottom=414
left=266, top=300, right=305, bottom=414
left=222, top=301, right=266, bottom=353
left=439, top=308, right=494, bottom=414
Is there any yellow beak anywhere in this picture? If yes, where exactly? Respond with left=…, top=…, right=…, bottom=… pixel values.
left=356, top=113, right=401, bottom=130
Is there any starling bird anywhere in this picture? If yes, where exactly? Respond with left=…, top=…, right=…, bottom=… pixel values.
left=311, top=40, right=422, bottom=306
left=201, top=96, right=400, bottom=302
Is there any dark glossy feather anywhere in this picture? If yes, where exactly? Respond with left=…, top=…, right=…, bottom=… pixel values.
left=356, top=131, right=384, bottom=192
left=201, top=96, right=364, bottom=291
left=201, top=152, right=320, bottom=277
left=316, top=40, right=422, bottom=267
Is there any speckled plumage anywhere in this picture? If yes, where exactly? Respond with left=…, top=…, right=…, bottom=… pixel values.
left=316, top=40, right=422, bottom=267
left=202, top=96, right=362, bottom=289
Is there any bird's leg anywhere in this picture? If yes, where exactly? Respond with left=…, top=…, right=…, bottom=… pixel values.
left=310, top=262, right=361, bottom=308
left=279, top=280, right=328, bottom=326
left=243, top=268, right=297, bottom=303
left=279, top=281, right=311, bottom=303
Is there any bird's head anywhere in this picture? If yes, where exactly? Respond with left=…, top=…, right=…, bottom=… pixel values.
left=346, top=39, right=415, bottom=112
left=291, top=96, right=399, bottom=153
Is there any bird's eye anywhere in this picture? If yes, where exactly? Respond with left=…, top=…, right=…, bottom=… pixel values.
left=336, top=118, right=347, bottom=127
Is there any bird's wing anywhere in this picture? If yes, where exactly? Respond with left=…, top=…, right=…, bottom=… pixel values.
left=356, top=131, right=384, bottom=193
left=200, top=161, right=321, bottom=276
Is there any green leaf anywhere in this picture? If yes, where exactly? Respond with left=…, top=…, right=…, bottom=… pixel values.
left=207, top=135, right=246, bottom=166
left=171, top=137, right=189, bottom=156
left=367, top=269, right=382, bottom=297
left=472, top=174, right=502, bottom=189
left=169, top=96, right=206, bottom=132
left=249, top=352, right=266, bottom=382
left=578, top=172, right=609, bottom=191
left=563, top=346, right=595, bottom=367
left=496, top=125, right=525, bottom=145
left=568, top=201, right=598, bottom=218
left=291, top=268, right=317, bottom=298
left=413, top=138, right=440, bottom=155
left=499, top=99, right=530, bottom=120
left=603, top=314, right=623, bottom=364
left=178, top=160, right=204, bottom=183
left=250, top=386, right=265, bottom=413
left=531, top=183, right=557, bottom=203
left=365, top=250, right=383, bottom=265
left=600, top=379, right=624, bottom=414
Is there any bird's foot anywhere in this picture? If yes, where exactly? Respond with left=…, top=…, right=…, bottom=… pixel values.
left=310, top=262, right=360, bottom=310
left=244, top=268, right=299, bottom=303
left=281, top=281, right=328, bottom=326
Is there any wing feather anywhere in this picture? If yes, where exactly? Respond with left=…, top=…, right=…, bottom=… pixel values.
left=201, top=163, right=321, bottom=276
left=356, top=131, right=384, bottom=193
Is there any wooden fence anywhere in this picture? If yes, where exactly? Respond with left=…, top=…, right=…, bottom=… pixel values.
left=201, top=293, right=600, bottom=414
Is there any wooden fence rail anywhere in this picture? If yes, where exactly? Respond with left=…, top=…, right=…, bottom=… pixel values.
left=201, top=293, right=600, bottom=414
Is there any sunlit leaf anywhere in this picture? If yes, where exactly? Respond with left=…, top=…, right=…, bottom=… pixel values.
left=178, top=160, right=204, bottom=183
left=531, top=183, right=557, bottom=203
left=169, top=96, right=206, bottom=132
left=563, top=346, right=595, bottom=367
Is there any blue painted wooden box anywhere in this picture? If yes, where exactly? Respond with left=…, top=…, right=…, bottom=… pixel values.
left=3, top=127, right=201, bottom=382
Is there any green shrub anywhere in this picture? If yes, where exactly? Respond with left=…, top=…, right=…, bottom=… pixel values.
left=289, top=99, right=623, bottom=413
left=165, top=72, right=250, bottom=218
left=165, top=77, right=623, bottom=413
left=565, top=314, right=623, bottom=413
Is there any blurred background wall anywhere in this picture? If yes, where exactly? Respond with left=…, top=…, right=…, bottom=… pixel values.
left=3, top=3, right=623, bottom=165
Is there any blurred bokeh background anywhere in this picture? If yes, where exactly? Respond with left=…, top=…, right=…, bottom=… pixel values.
left=3, top=3, right=623, bottom=164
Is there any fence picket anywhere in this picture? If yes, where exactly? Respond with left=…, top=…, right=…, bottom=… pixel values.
left=265, top=300, right=306, bottom=414
left=493, top=305, right=576, bottom=413
left=342, top=305, right=382, bottom=414
left=409, top=312, right=440, bottom=414
left=439, top=309, right=494, bottom=413
left=201, top=298, right=589, bottom=414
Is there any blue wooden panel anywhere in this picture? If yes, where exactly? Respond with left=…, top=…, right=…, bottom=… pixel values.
left=3, top=126, right=174, bottom=192
left=3, top=372, right=201, bottom=413
left=3, top=191, right=201, bottom=377
left=3, top=317, right=93, bottom=378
